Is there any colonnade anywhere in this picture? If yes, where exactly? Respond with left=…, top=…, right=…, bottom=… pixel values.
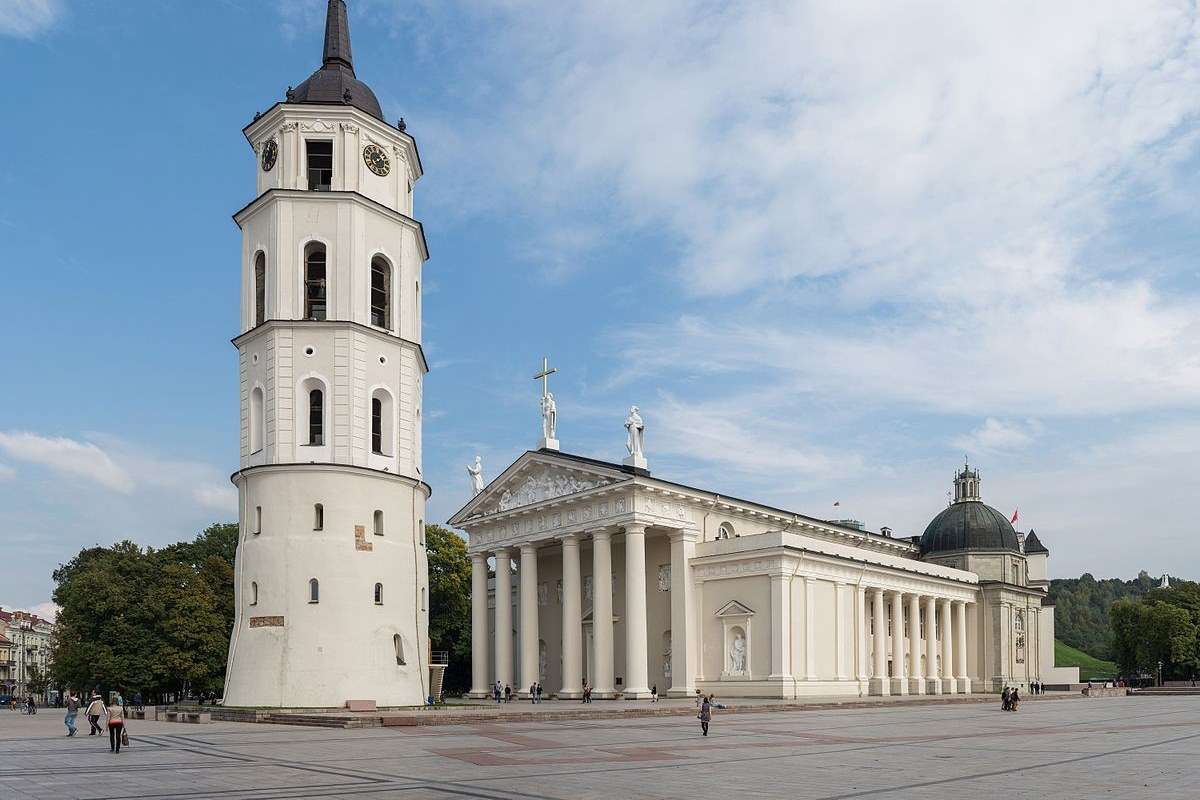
left=866, top=587, right=970, bottom=695
left=469, top=525, right=699, bottom=700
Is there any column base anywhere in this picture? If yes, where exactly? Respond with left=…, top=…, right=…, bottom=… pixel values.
left=623, top=689, right=654, bottom=700
left=956, top=678, right=971, bottom=694
left=666, top=687, right=697, bottom=698
left=908, top=677, right=925, bottom=695
left=890, top=677, right=908, bottom=695
left=556, top=690, right=583, bottom=700
left=924, top=677, right=941, bottom=695
left=940, top=679, right=955, bottom=695
left=467, top=691, right=490, bottom=699
left=868, top=677, right=889, bottom=696
left=591, top=690, right=620, bottom=700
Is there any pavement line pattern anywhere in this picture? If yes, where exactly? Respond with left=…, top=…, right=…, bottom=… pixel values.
left=1, top=696, right=1196, bottom=799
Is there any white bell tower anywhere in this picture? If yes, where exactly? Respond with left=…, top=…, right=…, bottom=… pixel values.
left=223, top=0, right=430, bottom=708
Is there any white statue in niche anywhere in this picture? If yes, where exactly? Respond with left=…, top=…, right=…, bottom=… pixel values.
left=625, top=406, right=645, bottom=457
left=583, top=575, right=594, bottom=604
left=657, top=564, right=671, bottom=592
left=663, top=632, right=673, bottom=681
left=537, top=582, right=549, bottom=607
left=539, top=640, right=548, bottom=682
left=555, top=579, right=562, bottom=605
left=541, top=392, right=557, bottom=441
left=467, top=455, right=484, bottom=496
left=730, top=631, right=747, bottom=673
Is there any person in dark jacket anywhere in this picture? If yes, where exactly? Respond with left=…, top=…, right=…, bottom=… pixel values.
left=699, top=695, right=712, bottom=736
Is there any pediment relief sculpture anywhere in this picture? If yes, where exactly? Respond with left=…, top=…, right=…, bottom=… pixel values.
left=491, top=467, right=611, bottom=513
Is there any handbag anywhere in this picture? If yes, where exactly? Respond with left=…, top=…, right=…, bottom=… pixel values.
left=121, top=728, right=129, bottom=746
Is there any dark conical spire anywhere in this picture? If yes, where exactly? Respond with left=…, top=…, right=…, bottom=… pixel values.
left=283, top=0, right=384, bottom=121
left=322, top=0, right=354, bottom=73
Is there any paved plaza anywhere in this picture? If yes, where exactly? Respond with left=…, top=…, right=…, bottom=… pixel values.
left=1, top=696, right=1196, bottom=799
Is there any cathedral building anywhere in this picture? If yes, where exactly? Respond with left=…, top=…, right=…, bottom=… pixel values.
left=222, top=0, right=430, bottom=708
left=451, top=422, right=1078, bottom=698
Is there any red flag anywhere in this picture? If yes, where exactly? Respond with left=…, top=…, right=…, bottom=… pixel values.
left=1010, top=507, right=1019, bottom=525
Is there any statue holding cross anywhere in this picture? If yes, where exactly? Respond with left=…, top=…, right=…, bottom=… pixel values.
left=533, top=356, right=560, bottom=450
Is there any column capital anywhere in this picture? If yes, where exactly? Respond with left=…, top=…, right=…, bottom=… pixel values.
left=470, top=552, right=488, bottom=564
left=623, top=523, right=648, bottom=536
left=492, top=546, right=511, bottom=558
left=667, top=528, right=701, bottom=543
left=591, top=529, right=613, bottom=542
left=559, top=532, right=582, bottom=546
left=517, top=541, right=538, bottom=553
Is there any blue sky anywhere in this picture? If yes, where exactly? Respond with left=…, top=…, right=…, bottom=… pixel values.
left=4, top=0, right=1200, bottom=615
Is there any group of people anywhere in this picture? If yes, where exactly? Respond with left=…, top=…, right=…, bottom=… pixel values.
left=1000, top=686, right=1021, bottom=711
left=1029, top=680, right=1046, bottom=695
left=695, top=690, right=724, bottom=736
left=527, top=683, right=545, bottom=703
left=60, top=690, right=129, bottom=753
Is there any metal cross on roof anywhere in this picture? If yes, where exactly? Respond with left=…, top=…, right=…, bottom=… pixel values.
left=533, top=356, right=557, bottom=398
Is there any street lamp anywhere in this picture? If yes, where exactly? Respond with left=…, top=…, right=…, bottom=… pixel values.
left=1157, top=660, right=1164, bottom=688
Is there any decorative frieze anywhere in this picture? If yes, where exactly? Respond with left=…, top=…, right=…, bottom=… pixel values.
left=249, top=616, right=284, bottom=628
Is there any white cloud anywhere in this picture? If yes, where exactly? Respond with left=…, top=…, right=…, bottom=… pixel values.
left=0, top=431, right=135, bottom=493
left=0, top=0, right=63, bottom=38
left=0, top=463, right=14, bottom=480
left=952, top=418, right=1043, bottom=454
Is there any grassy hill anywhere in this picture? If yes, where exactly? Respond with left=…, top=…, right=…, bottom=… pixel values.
left=1055, top=639, right=1118, bottom=681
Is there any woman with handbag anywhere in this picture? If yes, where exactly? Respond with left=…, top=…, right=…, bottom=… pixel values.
left=106, top=697, right=126, bottom=753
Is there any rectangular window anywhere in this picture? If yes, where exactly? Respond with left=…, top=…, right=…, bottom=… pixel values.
left=306, top=140, right=333, bottom=191
left=370, top=259, right=390, bottom=329
left=254, top=506, right=262, bottom=535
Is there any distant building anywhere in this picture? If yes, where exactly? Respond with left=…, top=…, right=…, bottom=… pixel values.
left=0, top=608, right=54, bottom=700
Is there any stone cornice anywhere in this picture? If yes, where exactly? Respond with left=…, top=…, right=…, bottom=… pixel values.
left=231, top=319, right=429, bottom=373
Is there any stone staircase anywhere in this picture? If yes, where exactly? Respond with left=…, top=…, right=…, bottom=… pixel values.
left=1130, top=686, right=1200, bottom=696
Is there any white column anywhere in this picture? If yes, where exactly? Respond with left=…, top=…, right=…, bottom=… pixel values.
left=804, top=576, right=816, bottom=679
left=907, top=592, right=923, bottom=695
left=768, top=572, right=792, bottom=686
left=667, top=530, right=699, bottom=697
left=469, top=552, right=489, bottom=698
left=954, top=600, right=970, bottom=693
left=855, top=585, right=868, bottom=688
left=623, top=524, right=651, bottom=698
left=493, top=548, right=513, bottom=690
left=890, top=591, right=907, bottom=695
left=559, top=534, right=582, bottom=698
left=835, top=583, right=850, bottom=681
left=941, top=598, right=956, bottom=694
left=591, top=530, right=615, bottom=697
left=869, top=588, right=888, bottom=696
left=518, top=543, right=539, bottom=696
left=924, top=595, right=940, bottom=694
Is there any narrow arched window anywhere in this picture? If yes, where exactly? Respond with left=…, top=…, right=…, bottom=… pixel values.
left=254, top=251, right=266, bottom=326
left=419, top=519, right=424, bottom=546
left=304, top=244, right=327, bottom=320
left=373, top=509, right=384, bottom=536
left=308, top=578, right=319, bottom=603
left=371, top=397, right=383, bottom=454
left=308, top=389, right=324, bottom=446
left=250, top=386, right=264, bottom=453
left=250, top=581, right=258, bottom=606
left=394, top=633, right=405, bottom=665
left=374, top=583, right=383, bottom=605
left=370, top=256, right=391, bottom=329
left=421, top=586, right=426, bottom=611
left=254, top=506, right=262, bottom=535
left=313, top=503, right=324, bottom=531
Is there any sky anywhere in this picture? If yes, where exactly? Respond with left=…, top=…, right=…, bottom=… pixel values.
left=3, top=0, right=1200, bottom=616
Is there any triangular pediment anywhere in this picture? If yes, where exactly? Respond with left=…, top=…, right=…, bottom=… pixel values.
left=448, top=450, right=631, bottom=526
left=715, top=600, right=755, bottom=617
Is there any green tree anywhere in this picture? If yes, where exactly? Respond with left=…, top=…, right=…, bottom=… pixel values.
left=425, top=524, right=472, bottom=693
left=1110, top=591, right=1200, bottom=680
left=26, top=664, right=51, bottom=697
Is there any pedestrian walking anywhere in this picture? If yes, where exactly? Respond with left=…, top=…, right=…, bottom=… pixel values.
left=535, top=683, right=543, bottom=704
left=64, top=692, right=79, bottom=736
left=504, top=684, right=512, bottom=703
left=698, top=695, right=712, bottom=736
left=493, top=681, right=501, bottom=704
left=1010, top=687, right=1020, bottom=711
left=650, top=685, right=658, bottom=702
left=106, top=698, right=126, bottom=753
left=85, top=693, right=106, bottom=735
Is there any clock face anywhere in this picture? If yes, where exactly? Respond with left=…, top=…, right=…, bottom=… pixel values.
left=261, top=139, right=278, bottom=172
left=363, top=143, right=391, bottom=177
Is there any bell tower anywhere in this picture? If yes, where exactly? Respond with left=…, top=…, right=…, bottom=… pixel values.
left=952, top=461, right=981, bottom=503
left=223, top=0, right=430, bottom=708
